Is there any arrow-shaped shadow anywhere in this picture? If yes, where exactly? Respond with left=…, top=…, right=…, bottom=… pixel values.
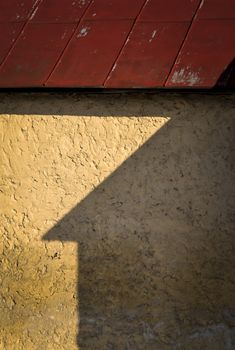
left=43, top=109, right=235, bottom=349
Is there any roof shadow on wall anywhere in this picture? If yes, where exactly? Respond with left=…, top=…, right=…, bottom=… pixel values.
left=44, top=108, right=235, bottom=349
left=0, top=91, right=233, bottom=117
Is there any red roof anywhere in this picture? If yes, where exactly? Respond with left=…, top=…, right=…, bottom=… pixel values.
left=0, top=0, right=234, bottom=88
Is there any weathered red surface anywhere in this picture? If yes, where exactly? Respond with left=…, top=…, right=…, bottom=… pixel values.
left=47, top=20, right=133, bottom=87
left=0, top=0, right=37, bottom=21
left=105, top=22, right=189, bottom=88
left=0, top=24, right=76, bottom=87
left=0, top=23, right=24, bottom=64
left=30, top=0, right=91, bottom=23
left=139, top=0, right=201, bottom=22
left=84, top=0, right=146, bottom=20
left=0, top=0, right=234, bottom=88
left=195, top=0, right=235, bottom=19
left=166, top=20, right=235, bottom=88
left=166, top=0, right=235, bottom=88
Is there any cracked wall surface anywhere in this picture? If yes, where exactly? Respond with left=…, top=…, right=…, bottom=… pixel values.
left=0, top=93, right=235, bottom=349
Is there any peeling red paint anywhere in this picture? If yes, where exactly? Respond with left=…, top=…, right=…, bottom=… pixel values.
left=0, top=0, right=234, bottom=88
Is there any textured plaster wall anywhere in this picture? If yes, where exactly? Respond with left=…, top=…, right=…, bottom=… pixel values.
left=0, top=93, right=234, bottom=350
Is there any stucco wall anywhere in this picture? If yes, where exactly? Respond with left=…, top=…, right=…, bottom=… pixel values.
left=0, top=92, right=234, bottom=349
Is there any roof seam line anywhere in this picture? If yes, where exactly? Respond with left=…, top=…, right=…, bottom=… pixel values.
left=102, top=0, right=150, bottom=87
left=43, top=0, right=94, bottom=86
left=163, top=0, right=204, bottom=86
left=0, top=0, right=43, bottom=70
